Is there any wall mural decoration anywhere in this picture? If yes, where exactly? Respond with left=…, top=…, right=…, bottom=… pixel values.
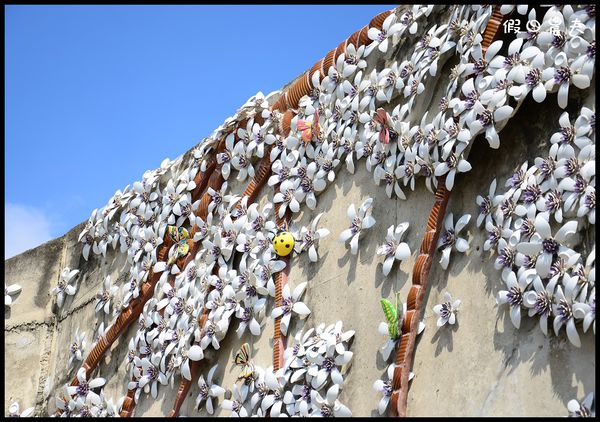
left=5, top=3, right=595, bottom=417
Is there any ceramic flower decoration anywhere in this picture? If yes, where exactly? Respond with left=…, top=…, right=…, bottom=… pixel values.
left=310, top=384, right=352, bottom=417
left=433, top=292, right=461, bottom=327
left=516, top=214, right=578, bottom=279
left=68, top=327, right=86, bottom=369
left=496, top=269, right=536, bottom=329
left=339, top=197, right=376, bottom=255
left=298, top=212, right=330, bottom=262
left=271, top=282, right=311, bottom=336
left=5, top=283, right=22, bottom=308
left=567, top=392, right=595, bottom=417
left=195, top=364, right=225, bottom=414
left=8, top=401, right=35, bottom=417
left=0, top=3, right=589, bottom=418
left=377, top=222, right=411, bottom=276
left=94, top=275, right=120, bottom=315
left=53, top=267, right=80, bottom=308
left=437, top=213, right=471, bottom=270
left=373, top=364, right=415, bottom=415
left=66, top=367, right=107, bottom=405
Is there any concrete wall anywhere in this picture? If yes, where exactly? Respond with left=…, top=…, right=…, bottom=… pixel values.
left=5, top=5, right=595, bottom=417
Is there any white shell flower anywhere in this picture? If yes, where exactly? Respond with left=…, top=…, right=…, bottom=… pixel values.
left=195, top=364, right=225, bottom=414
left=553, top=285, right=582, bottom=348
left=373, top=363, right=395, bottom=415
left=434, top=143, right=472, bottom=191
left=135, top=353, right=168, bottom=399
left=8, top=401, right=35, bottom=417
left=221, top=383, right=249, bottom=417
left=94, top=275, right=119, bottom=315
left=567, top=392, right=595, bottom=417
left=376, top=223, right=411, bottom=276
left=433, top=292, right=461, bottom=327
left=310, top=384, right=352, bottom=417
left=235, top=297, right=266, bottom=337
left=339, top=197, right=376, bottom=255
left=543, top=62, right=591, bottom=109
left=437, top=213, right=471, bottom=270
left=66, top=367, right=106, bottom=405
left=476, top=178, right=498, bottom=227
left=523, top=275, right=558, bottom=336
left=516, top=213, right=578, bottom=279
left=273, top=178, right=301, bottom=218
left=68, top=327, right=86, bottom=369
left=367, top=13, right=404, bottom=54
left=496, top=269, right=536, bottom=329
left=5, top=283, right=22, bottom=308
left=271, top=282, right=311, bottom=336
left=298, top=212, right=330, bottom=262
left=53, top=267, right=80, bottom=308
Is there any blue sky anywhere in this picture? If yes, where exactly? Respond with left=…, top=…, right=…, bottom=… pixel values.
left=5, top=5, right=390, bottom=258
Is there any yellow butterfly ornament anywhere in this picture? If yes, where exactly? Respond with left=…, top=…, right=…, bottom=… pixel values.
left=234, top=342, right=255, bottom=382
left=167, top=225, right=191, bottom=266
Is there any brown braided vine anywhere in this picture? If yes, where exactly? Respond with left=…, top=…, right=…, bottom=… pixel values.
left=389, top=6, right=509, bottom=417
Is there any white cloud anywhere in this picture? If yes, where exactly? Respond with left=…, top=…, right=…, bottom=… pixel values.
left=5, top=203, right=54, bottom=259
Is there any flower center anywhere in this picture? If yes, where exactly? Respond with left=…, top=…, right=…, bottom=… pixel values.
left=440, top=302, right=453, bottom=319
left=473, top=58, right=487, bottom=74
left=322, top=357, right=335, bottom=372
left=554, top=66, right=572, bottom=84
left=500, top=198, right=516, bottom=218
left=487, top=226, right=501, bottom=247
left=523, top=184, right=541, bottom=203
left=545, top=190, right=562, bottom=212
left=350, top=217, right=362, bottom=235
left=400, top=63, right=414, bottom=79
left=383, top=380, right=393, bottom=397
left=76, top=381, right=90, bottom=397
left=300, top=176, right=314, bottom=193
left=498, top=247, right=515, bottom=268
left=506, top=286, right=523, bottom=307
left=525, top=68, right=541, bottom=86
left=504, top=52, right=522, bottom=68
left=584, top=190, right=595, bottom=210
left=440, top=229, right=456, bottom=248
left=551, top=31, right=566, bottom=48
left=557, top=299, right=572, bottom=321
left=477, top=109, right=494, bottom=127
left=480, top=197, right=492, bottom=215
left=520, top=218, right=536, bottom=239
left=534, top=291, right=551, bottom=316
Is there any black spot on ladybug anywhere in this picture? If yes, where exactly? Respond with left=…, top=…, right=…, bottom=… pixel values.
left=286, top=244, right=290, bottom=248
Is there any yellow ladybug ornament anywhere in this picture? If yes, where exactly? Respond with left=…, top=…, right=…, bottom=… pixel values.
left=272, top=231, right=295, bottom=257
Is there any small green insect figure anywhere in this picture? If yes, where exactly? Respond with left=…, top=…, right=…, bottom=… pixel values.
left=380, top=292, right=404, bottom=340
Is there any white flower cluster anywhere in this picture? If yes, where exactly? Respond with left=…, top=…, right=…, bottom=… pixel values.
left=31, top=3, right=593, bottom=417
left=222, top=321, right=354, bottom=417
left=477, top=106, right=595, bottom=347
left=55, top=367, right=121, bottom=417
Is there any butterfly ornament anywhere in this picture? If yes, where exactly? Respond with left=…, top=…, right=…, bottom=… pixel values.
left=296, top=109, right=320, bottom=146
left=234, top=342, right=255, bottom=383
left=374, top=108, right=393, bottom=145
left=167, top=225, right=191, bottom=266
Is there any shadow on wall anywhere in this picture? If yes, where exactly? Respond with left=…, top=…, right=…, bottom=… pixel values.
left=461, top=79, right=595, bottom=409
